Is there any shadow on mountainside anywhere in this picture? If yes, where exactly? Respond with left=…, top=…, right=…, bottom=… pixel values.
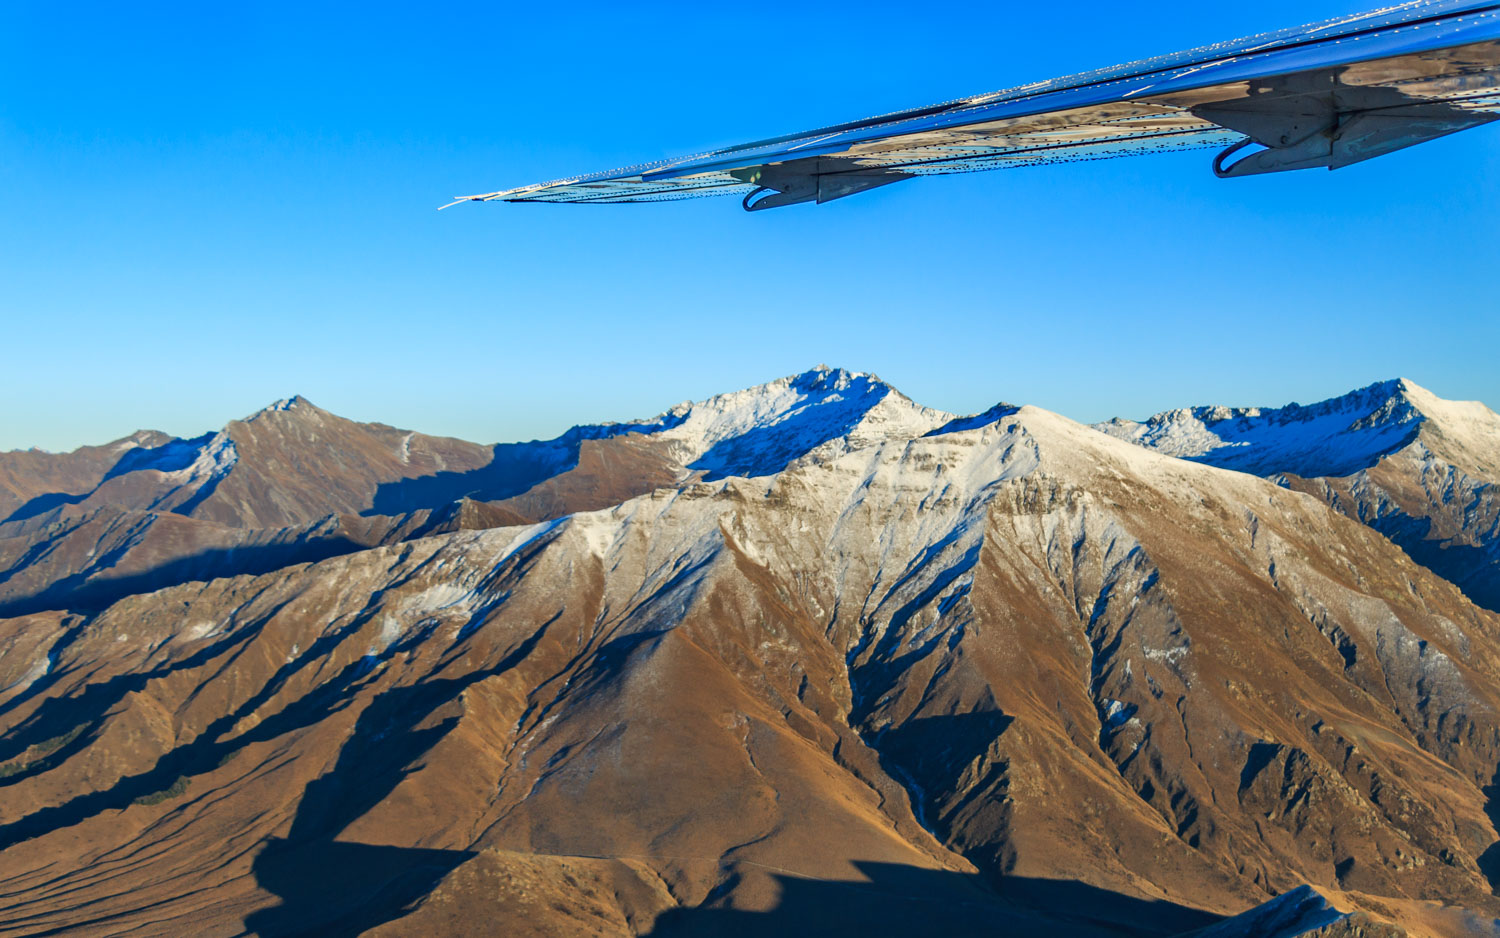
left=241, top=623, right=562, bottom=935
left=3, top=490, right=92, bottom=524
left=1478, top=768, right=1500, bottom=893
left=0, top=536, right=559, bottom=868
left=643, top=861, right=1220, bottom=938
left=0, top=537, right=372, bottom=619
left=1293, top=481, right=1500, bottom=615
left=2, top=434, right=220, bottom=525
left=0, top=610, right=544, bottom=934
left=1383, top=527, right=1500, bottom=614
left=366, top=441, right=578, bottom=517
left=869, top=709, right=1015, bottom=831
left=248, top=839, right=475, bottom=938
left=241, top=588, right=561, bottom=934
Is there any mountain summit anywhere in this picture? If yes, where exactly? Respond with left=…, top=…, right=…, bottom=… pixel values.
left=1094, top=378, right=1491, bottom=478
left=1097, top=377, right=1500, bottom=479
left=580, top=365, right=954, bottom=479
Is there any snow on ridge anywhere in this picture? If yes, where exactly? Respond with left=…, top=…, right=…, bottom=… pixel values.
left=433, top=399, right=1305, bottom=670
left=1189, top=885, right=1350, bottom=938
left=109, top=430, right=163, bottom=454
left=553, top=365, right=959, bottom=480
left=264, top=395, right=305, bottom=414
left=925, top=403, right=1021, bottom=437
left=243, top=395, right=314, bottom=424
left=104, top=435, right=198, bottom=476
left=103, top=430, right=233, bottom=482
left=145, top=432, right=239, bottom=514
left=1093, top=378, right=1441, bottom=479
left=161, top=431, right=238, bottom=483
left=1398, top=379, right=1500, bottom=469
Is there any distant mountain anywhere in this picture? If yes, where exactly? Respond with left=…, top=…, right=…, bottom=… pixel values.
left=1094, top=379, right=1428, bottom=478
left=0, top=398, right=495, bottom=617
left=1, top=367, right=951, bottom=528
left=0, top=396, right=498, bottom=529
left=363, top=364, right=955, bottom=515
left=0, top=371, right=1497, bottom=936
left=1097, top=379, right=1500, bottom=611
left=0, top=429, right=176, bottom=521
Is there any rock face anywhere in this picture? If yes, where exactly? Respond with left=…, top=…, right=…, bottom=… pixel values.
left=1096, top=378, right=1500, bottom=614
left=0, top=370, right=1497, bottom=937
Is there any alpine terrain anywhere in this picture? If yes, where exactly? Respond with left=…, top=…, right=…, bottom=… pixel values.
left=1097, top=379, right=1500, bottom=615
left=1, top=367, right=1498, bottom=937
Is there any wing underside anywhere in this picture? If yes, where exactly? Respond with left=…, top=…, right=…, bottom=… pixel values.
left=453, top=1, right=1500, bottom=210
left=482, top=107, right=1243, bottom=206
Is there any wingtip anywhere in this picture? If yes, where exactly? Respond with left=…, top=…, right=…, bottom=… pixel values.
left=439, top=190, right=512, bottom=210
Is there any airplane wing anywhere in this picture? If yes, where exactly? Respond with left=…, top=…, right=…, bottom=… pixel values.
left=448, top=1, right=1500, bottom=212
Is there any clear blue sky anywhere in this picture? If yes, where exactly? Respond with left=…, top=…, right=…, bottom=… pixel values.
left=3, top=1, right=1497, bottom=451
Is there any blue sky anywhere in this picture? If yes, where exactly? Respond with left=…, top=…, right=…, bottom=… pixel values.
left=3, top=1, right=1497, bottom=451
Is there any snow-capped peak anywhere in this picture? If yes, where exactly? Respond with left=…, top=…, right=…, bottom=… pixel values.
left=1396, top=379, right=1500, bottom=474
left=566, top=366, right=959, bottom=480
left=1092, top=378, right=1493, bottom=479
left=245, top=395, right=314, bottom=422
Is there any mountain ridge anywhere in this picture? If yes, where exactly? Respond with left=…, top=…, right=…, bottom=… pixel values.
left=1097, top=377, right=1500, bottom=613
left=2, top=379, right=1498, bottom=935
left=3, top=370, right=1495, bottom=622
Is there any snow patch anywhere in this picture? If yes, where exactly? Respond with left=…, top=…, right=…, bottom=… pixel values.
left=496, top=517, right=567, bottom=566
left=3, top=655, right=52, bottom=694
left=254, top=395, right=304, bottom=417
left=573, top=513, right=622, bottom=560
left=183, top=621, right=220, bottom=641
left=1102, top=698, right=1138, bottom=729
left=157, top=432, right=237, bottom=488
left=399, top=582, right=478, bottom=618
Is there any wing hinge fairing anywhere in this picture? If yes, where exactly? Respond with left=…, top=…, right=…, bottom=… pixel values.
left=1194, top=80, right=1497, bottom=177
left=731, top=159, right=913, bottom=212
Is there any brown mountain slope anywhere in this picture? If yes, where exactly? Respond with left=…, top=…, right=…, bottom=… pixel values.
left=1099, top=379, right=1500, bottom=613
left=0, top=407, right=1497, bottom=935
left=0, top=397, right=511, bottom=531
left=0, top=430, right=175, bottom=520
left=0, top=505, right=406, bottom=617
left=1286, top=446, right=1500, bottom=613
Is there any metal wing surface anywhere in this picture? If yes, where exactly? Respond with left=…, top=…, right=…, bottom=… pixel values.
left=451, top=1, right=1500, bottom=211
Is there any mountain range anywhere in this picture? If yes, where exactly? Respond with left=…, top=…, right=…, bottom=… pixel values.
left=1, top=367, right=1498, bottom=937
